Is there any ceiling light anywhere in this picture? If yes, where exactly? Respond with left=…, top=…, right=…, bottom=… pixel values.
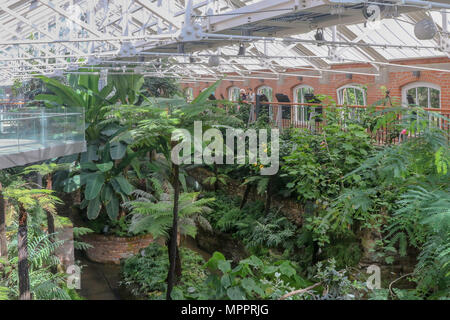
left=414, top=18, right=437, bottom=40
left=314, top=28, right=324, bottom=45
left=238, top=43, right=246, bottom=56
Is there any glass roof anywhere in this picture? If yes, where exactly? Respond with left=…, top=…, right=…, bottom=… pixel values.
left=0, top=0, right=448, bottom=85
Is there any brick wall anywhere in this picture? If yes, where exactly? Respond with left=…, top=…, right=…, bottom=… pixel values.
left=83, top=233, right=154, bottom=265
left=183, top=57, right=450, bottom=108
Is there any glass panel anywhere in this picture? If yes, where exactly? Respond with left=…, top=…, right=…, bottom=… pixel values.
left=356, top=89, right=365, bottom=105
left=258, top=87, right=273, bottom=102
left=430, top=88, right=440, bottom=108
left=407, top=88, right=417, bottom=105
left=301, top=87, right=314, bottom=122
left=0, top=107, right=85, bottom=156
left=229, top=88, right=240, bottom=101
left=417, top=87, right=428, bottom=108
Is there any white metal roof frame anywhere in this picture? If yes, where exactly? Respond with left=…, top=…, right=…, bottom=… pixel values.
left=0, top=0, right=448, bottom=85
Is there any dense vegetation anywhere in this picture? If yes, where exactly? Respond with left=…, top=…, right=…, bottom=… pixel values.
left=0, top=72, right=448, bottom=300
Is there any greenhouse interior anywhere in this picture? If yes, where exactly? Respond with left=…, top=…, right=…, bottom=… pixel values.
left=0, top=0, right=449, bottom=304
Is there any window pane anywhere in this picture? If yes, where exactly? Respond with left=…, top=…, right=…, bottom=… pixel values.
left=417, top=87, right=428, bottom=108
left=297, top=89, right=303, bottom=103
left=258, top=87, right=273, bottom=101
left=356, top=89, right=364, bottom=105
left=338, top=86, right=366, bottom=105
left=430, top=89, right=440, bottom=108
left=348, top=89, right=356, bottom=105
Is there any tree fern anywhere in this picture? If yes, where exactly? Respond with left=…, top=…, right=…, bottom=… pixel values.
left=127, top=192, right=214, bottom=239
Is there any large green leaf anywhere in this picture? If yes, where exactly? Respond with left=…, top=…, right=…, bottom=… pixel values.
left=78, top=73, right=100, bottom=93
left=87, top=196, right=102, bottom=220
left=105, top=196, right=119, bottom=220
left=110, top=142, right=127, bottom=160
left=86, top=144, right=99, bottom=161
left=63, top=175, right=81, bottom=193
left=204, top=252, right=226, bottom=271
left=37, top=76, right=85, bottom=108
left=113, top=176, right=134, bottom=195
left=192, top=80, right=222, bottom=104
left=96, top=162, right=113, bottom=172
left=34, top=94, right=63, bottom=105
left=101, top=184, right=114, bottom=204
left=84, top=173, right=105, bottom=200
left=226, top=287, right=246, bottom=300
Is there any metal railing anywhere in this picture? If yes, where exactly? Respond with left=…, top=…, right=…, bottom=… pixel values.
left=229, top=101, right=450, bottom=145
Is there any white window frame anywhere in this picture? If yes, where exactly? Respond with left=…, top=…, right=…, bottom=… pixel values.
left=402, top=82, right=441, bottom=109
left=293, top=85, right=314, bottom=124
left=257, top=86, right=274, bottom=118
left=228, top=86, right=241, bottom=102
left=337, top=84, right=367, bottom=106
left=257, top=86, right=273, bottom=101
left=185, top=87, right=194, bottom=101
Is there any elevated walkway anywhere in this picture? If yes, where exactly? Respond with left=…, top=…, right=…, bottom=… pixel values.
left=0, top=108, right=86, bottom=169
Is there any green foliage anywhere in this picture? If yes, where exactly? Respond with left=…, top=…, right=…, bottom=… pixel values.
left=282, top=113, right=374, bottom=202
left=120, top=243, right=207, bottom=299
left=307, top=259, right=367, bottom=300
left=126, top=192, right=214, bottom=239
left=1, top=220, right=74, bottom=300
left=384, top=186, right=450, bottom=296
left=141, top=77, right=181, bottom=98
left=73, top=227, right=94, bottom=250
left=189, top=252, right=309, bottom=300
left=344, top=106, right=450, bottom=298
left=78, top=154, right=135, bottom=221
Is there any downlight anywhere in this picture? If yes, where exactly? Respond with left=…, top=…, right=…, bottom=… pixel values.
left=238, top=42, right=246, bottom=56
left=414, top=18, right=437, bottom=40
left=362, top=4, right=383, bottom=20
left=314, top=28, right=324, bottom=42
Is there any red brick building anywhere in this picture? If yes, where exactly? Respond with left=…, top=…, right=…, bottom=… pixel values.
left=183, top=57, right=450, bottom=110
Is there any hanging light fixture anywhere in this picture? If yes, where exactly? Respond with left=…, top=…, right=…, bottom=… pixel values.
left=414, top=18, right=437, bottom=40
left=314, top=28, right=324, bottom=46
left=238, top=42, right=246, bottom=56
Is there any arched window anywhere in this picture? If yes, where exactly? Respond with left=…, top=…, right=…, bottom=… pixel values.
left=293, top=85, right=314, bottom=123
left=257, top=86, right=273, bottom=119
left=337, top=85, right=367, bottom=106
left=228, top=87, right=241, bottom=102
left=185, top=87, right=194, bottom=101
left=402, top=82, right=440, bottom=109
left=257, top=86, right=273, bottom=102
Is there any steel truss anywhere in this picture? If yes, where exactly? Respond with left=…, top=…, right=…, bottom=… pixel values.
left=0, top=0, right=448, bottom=85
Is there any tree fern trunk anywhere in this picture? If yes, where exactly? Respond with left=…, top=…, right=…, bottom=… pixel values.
left=46, top=175, right=58, bottom=274
left=45, top=175, right=55, bottom=238
left=213, top=164, right=219, bottom=191
left=240, top=184, right=251, bottom=209
left=0, top=183, right=7, bottom=259
left=265, top=192, right=272, bottom=215
left=166, top=163, right=180, bottom=300
left=264, top=177, right=273, bottom=215
left=18, top=203, right=31, bottom=300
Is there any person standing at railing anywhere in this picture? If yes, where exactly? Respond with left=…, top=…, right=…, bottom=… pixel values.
left=239, top=88, right=248, bottom=101
left=248, top=88, right=255, bottom=103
